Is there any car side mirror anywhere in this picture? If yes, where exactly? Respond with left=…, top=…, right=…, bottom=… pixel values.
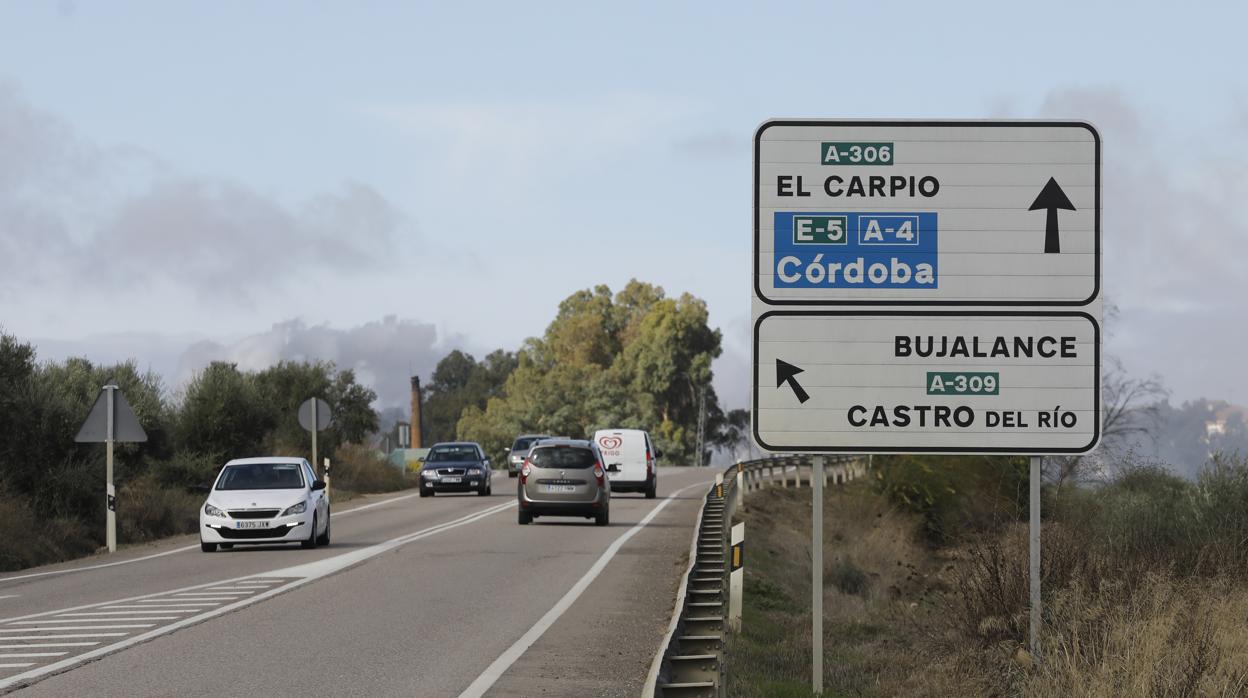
left=311, top=480, right=327, bottom=491
left=654, top=448, right=664, bottom=459
left=484, top=459, right=491, bottom=468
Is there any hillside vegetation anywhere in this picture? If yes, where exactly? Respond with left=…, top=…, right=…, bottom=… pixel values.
left=726, top=453, right=1248, bottom=696
left=0, top=333, right=404, bottom=572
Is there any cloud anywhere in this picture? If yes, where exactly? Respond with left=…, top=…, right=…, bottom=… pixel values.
left=176, top=316, right=451, bottom=407
left=0, top=82, right=401, bottom=303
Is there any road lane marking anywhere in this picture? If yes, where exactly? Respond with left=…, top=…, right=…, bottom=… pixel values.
left=0, top=597, right=18, bottom=601
left=1, top=626, right=152, bottom=632
left=458, top=482, right=703, bottom=698
left=0, top=488, right=432, bottom=584
left=0, top=644, right=98, bottom=649
left=0, top=664, right=33, bottom=669
left=0, top=653, right=66, bottom=658
left=57, top=610, right=193, bottom=616
left=0, top=634, right=126, bottom=640
left=0, top=499, right=517, bottom=691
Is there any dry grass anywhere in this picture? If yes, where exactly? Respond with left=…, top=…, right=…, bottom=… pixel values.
left=725, top=476, right=1248, bottom=697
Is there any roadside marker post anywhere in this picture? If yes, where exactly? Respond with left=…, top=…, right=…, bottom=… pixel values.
left=714, top=472, right=724, bottom=499
left=324, top=457, right=332, bottom=498
left=736, top=462, right=745, bottom=510
left=298, top=397, right=332, bottom=472
left=729, top=522, right=745, bottom=633
left=750, top=120, right=1105, bottom=674
left=75, top=382, right=148, bottom=554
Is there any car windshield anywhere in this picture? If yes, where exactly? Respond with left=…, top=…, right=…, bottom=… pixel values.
left=427, top=445, right=479, bottom=462
left=512, top=436, right=547, bottom=452
left=529, top=446, right=596, bottom=469
left=215, top=463, right=305, bottom=490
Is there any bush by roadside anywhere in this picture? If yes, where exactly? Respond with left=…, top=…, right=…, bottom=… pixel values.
left=725, top=453, right=1248, bottom=696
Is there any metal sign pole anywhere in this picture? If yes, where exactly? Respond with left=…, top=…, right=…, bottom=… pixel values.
left=105, top=385, right=117, bottom=553
left=311, top=399, right=319, bottom=471
left=812, top=454, right=824, bottom=694
left=1029, top=455, right=1042, bottom=659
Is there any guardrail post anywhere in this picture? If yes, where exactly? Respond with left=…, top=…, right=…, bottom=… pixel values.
left=729, top=522, right=744, bottom=633
left=728, top=466, right=738, bottom=511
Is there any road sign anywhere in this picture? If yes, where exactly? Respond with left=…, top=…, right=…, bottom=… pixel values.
left=75, top=382, right=147, bottom=554
left=754, top=120, right=1099, bottom=306
left=753, top=311, right=1099, bottom=453
left=298, top=397, right=332, bottom=478
left=298, top=397, right=332, bottom=432
left=75, top=386, right=148, bottom=443
left=751, top=119, right=1102, bottom=456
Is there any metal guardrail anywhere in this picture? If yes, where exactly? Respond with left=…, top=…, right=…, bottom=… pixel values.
left=646, top=454, right=867, bottom=698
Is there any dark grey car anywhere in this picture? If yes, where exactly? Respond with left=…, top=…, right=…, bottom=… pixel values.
left=419, top=442, right=493, bottom=497
left=517, top=439, right=610, bottom=526
left=503, top=433, right=551, bottom=477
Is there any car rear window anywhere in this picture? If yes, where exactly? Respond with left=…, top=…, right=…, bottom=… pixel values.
left=512, top=436, right=547, bottom=451
left=529, top=446, right=596, bottom=469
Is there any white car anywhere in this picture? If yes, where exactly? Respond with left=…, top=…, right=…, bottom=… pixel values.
left=199, top=457, right=330, bottom=552
left=592, top=428, right=660, bottom=498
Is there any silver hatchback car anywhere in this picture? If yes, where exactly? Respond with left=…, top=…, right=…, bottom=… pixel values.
left=517, top=439, right=610, bottom=526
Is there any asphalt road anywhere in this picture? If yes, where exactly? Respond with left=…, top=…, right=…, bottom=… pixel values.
left=0, top=467, right=716, bottom=696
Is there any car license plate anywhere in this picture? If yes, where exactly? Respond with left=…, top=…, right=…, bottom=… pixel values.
left=540, top=485, right=577, bottom=493
left=442, top=476, right=462, bottom=483
left=235, top=521, right=269, bottom=529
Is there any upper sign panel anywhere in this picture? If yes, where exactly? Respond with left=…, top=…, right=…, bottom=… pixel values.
left=754, top=120, right=1100, bottom=306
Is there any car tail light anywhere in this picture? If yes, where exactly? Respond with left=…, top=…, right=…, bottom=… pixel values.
left=593, top=462, right=605, bottom=487
left=520, top=461, right=532, bottom=485
left=645, top=448, right=655, bottom=475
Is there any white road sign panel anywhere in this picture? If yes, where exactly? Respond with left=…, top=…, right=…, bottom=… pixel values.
left=753, top=312, right=1100, bottom=454
left=754, top=120, right=1099, bottom=306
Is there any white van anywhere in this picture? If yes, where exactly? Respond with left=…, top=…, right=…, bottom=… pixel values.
left=592, top=428, right=660, bottom=498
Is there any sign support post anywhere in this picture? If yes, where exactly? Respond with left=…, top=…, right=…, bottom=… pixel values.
left=105, top=384, right=117, bottom=553
left=1029, top=455, right=1042, bottom=659
left=812, top=454, right=824, bottom=694
left=311, top=399, right=320, bottom=472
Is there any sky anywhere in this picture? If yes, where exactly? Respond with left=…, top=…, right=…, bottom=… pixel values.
left=1, top=1, right=1246, bottom=410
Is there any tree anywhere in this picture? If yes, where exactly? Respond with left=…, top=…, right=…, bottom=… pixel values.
left=423, top=349, right=517, bottom=444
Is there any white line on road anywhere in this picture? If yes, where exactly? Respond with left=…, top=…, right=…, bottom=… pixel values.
left=0, top=643, right=98, bottom=649
left=0, top=596, right=18, bottom=601
left=55, top=612, right=184, bottom=618
left=0, top=664, right=33, bottom=669
left=0, top=487, right=435, bottom=584
left=1, top=626, right=153, bottom=632
left=98, top=606, right=208, bottom=611
left=0, top=498, right=517, bottom=691
left=0, top=634, right=126, bottom=640
left=458, top=483, right=702, bottom=698
left=0, top=653, right=66, bottom=658
left=12, top=620, right=161, bottom=625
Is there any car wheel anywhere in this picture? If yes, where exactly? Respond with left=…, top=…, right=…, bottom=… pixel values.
left=301, top=515, right=319, bottom=549
left=646, top=480, right=657, bottom=499
left=316, top=510, right=331, bottom=546
left=595, top=507, right=609, bottom=526
left=420, top=486, right=432, bottom=497
left=200, top=541, right=217, bottom=553
left=518, top=509, right=532, bottom=525
left=219, top=543, right=234, bottom=550
left=478, top=480, right=489, bottom=496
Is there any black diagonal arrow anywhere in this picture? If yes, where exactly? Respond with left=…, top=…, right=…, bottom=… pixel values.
left=1028, top=177, right=1076, bottom=254
left=775, top=359, right=810, bottom=404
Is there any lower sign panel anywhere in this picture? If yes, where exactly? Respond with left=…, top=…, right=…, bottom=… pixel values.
left=753, top=311, right=1100, bottom=454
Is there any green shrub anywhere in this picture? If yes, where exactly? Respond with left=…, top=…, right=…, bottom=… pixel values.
left=117, top=475, right=201, bottom=543
left=0, top=494, right=96, bottom=572
left=329, top=443, right=410, bottom=494
left=872, top=454, right=1028, bottom=543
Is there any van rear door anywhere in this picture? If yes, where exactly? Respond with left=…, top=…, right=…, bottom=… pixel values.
left=595, top=430, right=647, bottom=485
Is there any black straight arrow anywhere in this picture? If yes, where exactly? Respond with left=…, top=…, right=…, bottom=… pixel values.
left=775, top=359, right=810, bottom=404
left=1028, top=177, right=1076, bottom=254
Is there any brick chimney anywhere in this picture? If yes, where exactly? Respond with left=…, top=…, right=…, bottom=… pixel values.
left=410, top=376, right=424, bottom=449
